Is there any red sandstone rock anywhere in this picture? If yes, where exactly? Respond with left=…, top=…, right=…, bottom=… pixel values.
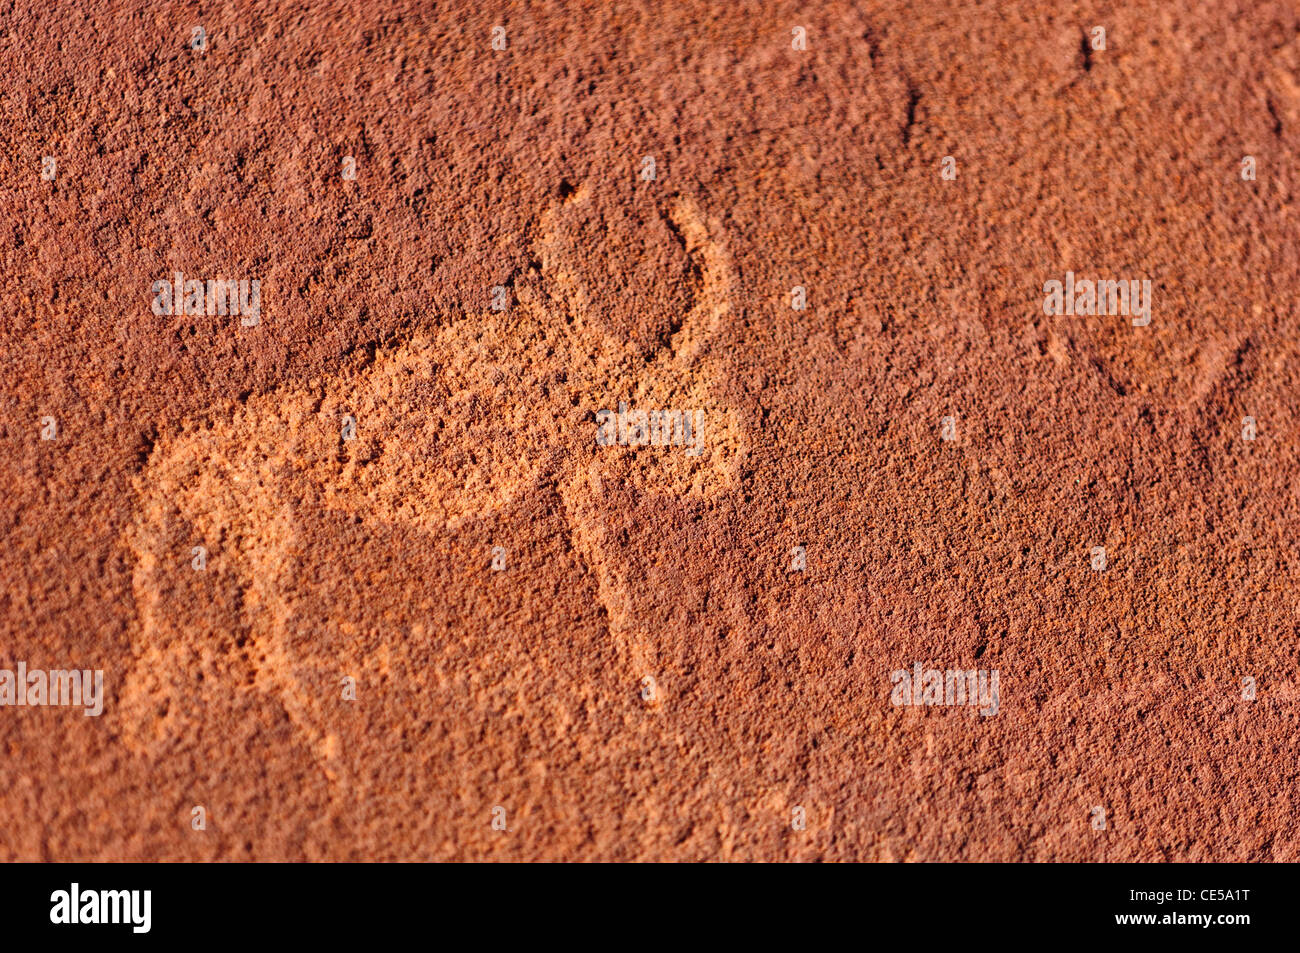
left=1, top=0, right=1298, bottom=861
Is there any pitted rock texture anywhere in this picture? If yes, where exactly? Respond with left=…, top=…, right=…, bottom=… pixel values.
left=1, top=0, right=1299, bottom=861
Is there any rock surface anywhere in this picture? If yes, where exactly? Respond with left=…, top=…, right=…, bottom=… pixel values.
left=1, top=0, right=1298, bottom=860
